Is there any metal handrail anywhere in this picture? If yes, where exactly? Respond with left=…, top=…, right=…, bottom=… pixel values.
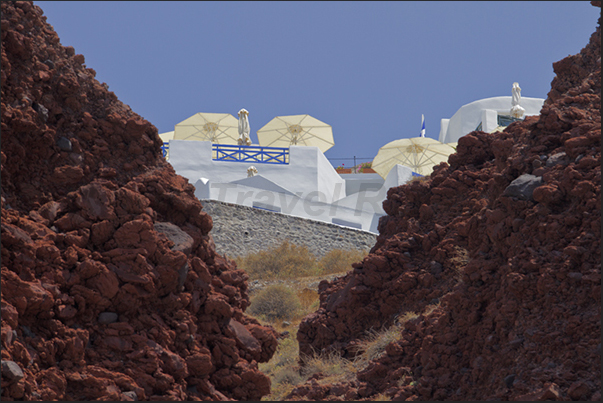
left=212, top=144, right=289, bottom=164
left=160, top=142, right=289, bottom=164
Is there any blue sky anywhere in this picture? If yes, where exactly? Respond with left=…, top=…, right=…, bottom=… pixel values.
left=38, top=1, right=598, bottom=167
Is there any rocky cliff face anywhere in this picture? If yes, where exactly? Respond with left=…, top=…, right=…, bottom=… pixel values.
left=1, top=2, right=278, bottom=400
left=294, top=3, right=601, bottom=401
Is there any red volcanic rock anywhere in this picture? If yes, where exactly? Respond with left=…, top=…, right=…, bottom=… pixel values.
left=294, top=2, right=601, bottom=401
left=2, top=269, right=55, bottom=317
left=75, top=182, right=117, bottom=221
left=50, top=165, right=85, bottom=186
left=1, top=2, right=278, bottom=401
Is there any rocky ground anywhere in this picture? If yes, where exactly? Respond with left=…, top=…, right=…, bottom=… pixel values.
left=1, top=2, right=280, bottom=400
left=292, top=2, right=601, bottom=401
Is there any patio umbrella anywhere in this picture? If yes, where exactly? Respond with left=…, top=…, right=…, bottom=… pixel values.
left=256, top=114, right=334, bottom=153
left=158, top=131, right=174, bottom=143
left=173, top=112, right=239, bottom=144
left=372, top=137, right=456, bottom=179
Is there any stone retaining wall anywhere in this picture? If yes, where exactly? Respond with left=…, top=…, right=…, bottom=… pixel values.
left=200, top=199, right=378, bottom=258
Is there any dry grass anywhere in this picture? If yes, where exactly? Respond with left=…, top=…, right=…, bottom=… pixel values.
left=236, top=240, right=318, bottom=280
left=240, top=241, right=368, bottom=327
left=257, top=303, right=444, bottom=401
left=369, top=393, right=392, bottom=401
left=259, top=333, right=302, bottom=401
left=301, top=351, right=357, bottom=385
left=423, top=301, right=441, bottom=316
left=353, top=325, right=402, bottom=371
left=297, top=288, right=319, bottom=312
left=259, top=327, right=356, bottom=401
left=316, top=248, right=368, bottom=275
left=396, top=310, right=420, bottom=325
left=236, top=240, right=368, bottom=281
left=245, top=241, right=448, bottom=400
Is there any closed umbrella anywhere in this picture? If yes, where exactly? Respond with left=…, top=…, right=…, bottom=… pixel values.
left=237, top=108, right=252, bottom=145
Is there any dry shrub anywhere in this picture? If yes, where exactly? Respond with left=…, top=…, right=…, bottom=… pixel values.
left=316, top=248, right=368, bottom=275
left=300, top=351, right=356, bottom=384
left=369, top=393, right=392, bottom=401
left=262, top=327, right=355, bottom=399
left=396, top=310, right=419, bottom=325
left=272, top=367, right=304, bottom=386
left=248, top=284, right=301, bottom=321
left=449, top=245, right=469, bottom=281
left=353, top=325, right=402, bottom=371
left=424, top=301, right=441, bottom=315
left=236, top=240, right=317, bottom=280
left=297, top=288, right=319, bottom=312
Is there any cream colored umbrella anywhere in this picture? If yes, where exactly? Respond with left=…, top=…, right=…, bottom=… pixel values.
left=158, top=130, right=174, bottom=143
left=372, top=137, right=456, bottom=179
left=173, top=112, right=239, bottom=144
left=256, top=114, right=334, bottom=153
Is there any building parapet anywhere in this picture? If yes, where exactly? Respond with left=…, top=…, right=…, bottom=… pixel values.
left=213, top=144, right=289, bottom=164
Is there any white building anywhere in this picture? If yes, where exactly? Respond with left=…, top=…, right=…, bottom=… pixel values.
left=438, top=95, right=545, bottom=144
left=166, top=139, right=415, bottom=234
left=162, top=87, right=544, bottom=234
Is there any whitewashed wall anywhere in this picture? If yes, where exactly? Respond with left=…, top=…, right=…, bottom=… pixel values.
left=438, top=96, right=545, bottom=144
left=167, top=140, right=413, bottom=233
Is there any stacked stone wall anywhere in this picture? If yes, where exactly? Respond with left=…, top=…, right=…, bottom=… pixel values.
left=200, top=199, right=377, bottom=258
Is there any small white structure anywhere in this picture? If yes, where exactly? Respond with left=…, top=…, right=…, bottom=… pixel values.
left=438, top=87, right=545, bottom=144
left=510, top=82, right=526, bottom=119
left=247, top=165, right=258, bottom=177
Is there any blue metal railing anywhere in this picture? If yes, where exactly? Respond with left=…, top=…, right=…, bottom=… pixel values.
left=160, top=142, right=289, bottom=164
left=212, top=144, right=289, bottom=164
